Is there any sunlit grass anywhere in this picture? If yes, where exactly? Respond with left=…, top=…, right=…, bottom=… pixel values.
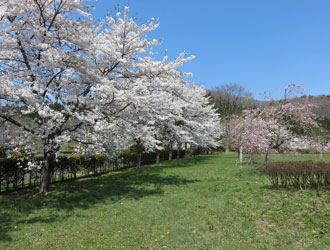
left=0, top=153, right=329, bottom=249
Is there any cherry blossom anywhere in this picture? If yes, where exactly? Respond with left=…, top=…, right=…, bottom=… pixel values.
left=0, top=1, right=220, bottom=193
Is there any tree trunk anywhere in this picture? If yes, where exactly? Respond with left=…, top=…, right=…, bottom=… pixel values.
left=177, top=143, right=181, bottom=159
left=249, top=153, right=255, bottom=164
left=189, top=144, right=193, bottom=157
left=239, top=146, right=243, bottom=168
left=264, top=151, right=269, bottom=163
left=225, top=140, right=230, bottom=153
left=136, top=139, right=143, bottom=169
left=137, top=151, right=142, bottom=169
left=29, top=174, right=32, bottom=187
left=168, top=142, right=173, bottom=161
left=184, top=142, right=188, bottom=158
left=40, top=151, right=55, bottom=194
left=156, top=150, right=160, bottom=165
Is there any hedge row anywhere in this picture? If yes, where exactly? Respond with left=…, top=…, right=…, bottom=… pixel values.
left=0, top=154, right=111, bottom=192
left=121, top=149, right=187, bottom=166
left=260, top=161, right=330, bottom=189
left=0, top=147, right=198, bottom=192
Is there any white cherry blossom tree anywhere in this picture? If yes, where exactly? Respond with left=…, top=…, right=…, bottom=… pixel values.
left=0, top=1, right=220, bottom=193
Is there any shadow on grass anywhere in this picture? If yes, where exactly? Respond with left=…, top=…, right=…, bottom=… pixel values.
left=238, top=166, right=264, bottom=177
left=156, top=155, right=212, bottom=169
left=0, top=212, right=14, bottom=241
left=0, top=157, right=205, bottom=242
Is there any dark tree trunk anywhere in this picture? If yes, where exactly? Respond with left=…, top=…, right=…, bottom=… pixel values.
left=264, top=151, right=269, bottom=163
left=168, top=142, right=173, bottom=161
left=29, top=174, right=32, bottom=187
left=137, top=151, right=142, bottom=169
left=21, top=173, right=25, bottom=188
left=40, top=151, right=55, bottom=194
left=184, top=142, right=188, bottom=158
left=156, top=150, right=160, bottom=165
left=177, top=143, right=181, bottom=159
left=136, top=139, right=143, bottom=169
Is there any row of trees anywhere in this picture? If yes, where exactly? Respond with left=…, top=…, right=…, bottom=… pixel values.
left=0, top=1, right=220, bottom=193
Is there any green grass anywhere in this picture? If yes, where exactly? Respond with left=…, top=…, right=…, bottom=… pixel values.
left=0, top=153, right=329, bottom=249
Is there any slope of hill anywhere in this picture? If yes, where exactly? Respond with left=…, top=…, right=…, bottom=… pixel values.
left=251, top=95, right=330, bottom=118
left=306, top=95, right=330, bottom=118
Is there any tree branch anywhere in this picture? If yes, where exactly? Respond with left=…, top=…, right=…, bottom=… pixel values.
left=0, top=114, right=35, bottom=134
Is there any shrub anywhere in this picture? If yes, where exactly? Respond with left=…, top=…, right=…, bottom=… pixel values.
left=0, top=147, right=6, bottom=158
left=260, top=161, right=330, bottom=189
left=0, top=158, right=27, bottom=191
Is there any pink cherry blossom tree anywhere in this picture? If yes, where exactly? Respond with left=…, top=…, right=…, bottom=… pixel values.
left=232, top=84, right=319, bottom=163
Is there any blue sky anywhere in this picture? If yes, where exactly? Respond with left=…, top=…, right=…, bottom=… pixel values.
left=89, top=0, right=330, bottom=99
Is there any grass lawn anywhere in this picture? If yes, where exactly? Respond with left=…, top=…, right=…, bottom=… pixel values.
left=0, top=153, right=329, bottom=249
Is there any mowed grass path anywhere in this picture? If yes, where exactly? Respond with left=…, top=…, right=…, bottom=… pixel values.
left=0, top=153, right=329, bottom=249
